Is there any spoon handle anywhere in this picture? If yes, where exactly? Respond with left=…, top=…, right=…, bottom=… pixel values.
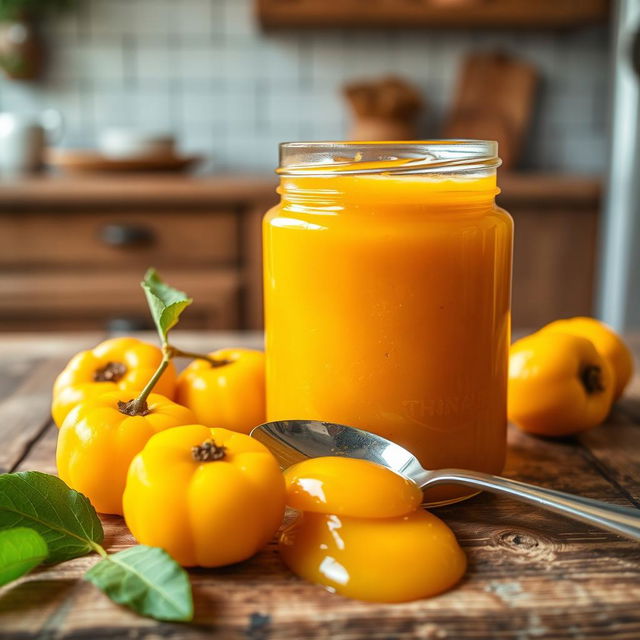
left=422, top=470, right=640, bottom=542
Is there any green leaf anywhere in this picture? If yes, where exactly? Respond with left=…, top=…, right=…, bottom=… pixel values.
left=85, top=546, right=193, bottom=622
left=0, top=472, right=104, bottom=564
left=0, top=0, right=77, bottom=21
left=141, top=268, right=192, bottom=345
left=0, top=528, right=48, bottom=586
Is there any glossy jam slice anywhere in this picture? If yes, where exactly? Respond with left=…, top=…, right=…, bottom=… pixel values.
left=279, top=510, right=466, bottom=603
left=284, top=456, right=423, bottom=518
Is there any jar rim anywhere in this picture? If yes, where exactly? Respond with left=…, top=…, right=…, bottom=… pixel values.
left=278, top=140, right=501, bottom=177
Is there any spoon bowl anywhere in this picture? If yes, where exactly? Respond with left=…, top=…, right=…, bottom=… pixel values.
left=250, top=419, right=428, bottom=484
left=251, top=419, right=640, bottom=542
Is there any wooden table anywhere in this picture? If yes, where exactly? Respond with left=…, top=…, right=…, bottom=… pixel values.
left=1, top=332, right=639, bottom=639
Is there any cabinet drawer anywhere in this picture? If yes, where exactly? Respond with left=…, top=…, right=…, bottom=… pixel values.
left=0, top=211, right=238, bottom=267
left=0, top=269, right=241, bottom=331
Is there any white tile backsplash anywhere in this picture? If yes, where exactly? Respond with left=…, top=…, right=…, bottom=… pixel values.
left=131, top=0, right=173, bottom=38
left=168, top=0, right=219, bottom=39
left=217, top=85, right=258, bottom=127
left=0, top=0, right=610, bottom=173
left=308, top=32, right=359, bottom=86
left=86, top=0, right=135, bottom=38
left=134, top=43, right=179, bottom=83
left=265, top=85, right=343, bottom=130
left=259, top=36, right=303, bottom=83
left=48, top=40, right=127, bottom=84
left=389, top=33, right=435, bottom=81
left=130, top=87, right=177, bottom=131
left=89, top=86, right=137, bottom=130
left=221, top=0, right=260, bottom=38
left=560, top=126, right=609, bottom=173
left=179, top=88, right=222, bottom=128
left=176, top=43, right=227, bottom=82
left=42, top=83, right=90, bottom=146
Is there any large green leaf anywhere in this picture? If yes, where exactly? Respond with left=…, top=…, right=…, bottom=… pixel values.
left=141, top=269, right=192, bottom=345
left=0, top=472, right=104, bottom=564
left=85, top=546, right=193, bottom=622
left=0, top=528, right=48, bottom=586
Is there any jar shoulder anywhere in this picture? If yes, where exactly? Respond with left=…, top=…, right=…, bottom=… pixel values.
left=265, top=201, right=513, bottom=225
left=492, top=204, right=514, bottom=227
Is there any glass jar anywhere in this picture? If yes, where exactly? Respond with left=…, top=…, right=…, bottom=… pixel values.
left=263, top=141, right=513, bottom=504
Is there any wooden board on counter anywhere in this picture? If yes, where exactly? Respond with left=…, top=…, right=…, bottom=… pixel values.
left=444, top=52, right=538, bottom=170
left=0, top=331, right=638, bottom=640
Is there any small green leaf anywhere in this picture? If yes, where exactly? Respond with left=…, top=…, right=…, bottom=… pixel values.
left=0, top=472, right=104, bottom=564
left=85, top=546, right=193, bottom=622
left=141, top=268, right=192, bottom=345
left=0, top=528, right=48, bottom=586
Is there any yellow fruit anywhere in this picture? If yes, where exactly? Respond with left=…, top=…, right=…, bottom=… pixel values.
left=508, top=332, right=614, bottom=436
left=541, top=317, right=633, bottom=400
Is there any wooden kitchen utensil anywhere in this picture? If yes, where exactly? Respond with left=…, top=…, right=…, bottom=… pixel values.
left=443, top=52, right=538, bottom=169
left=343, top=75, right=424, bottom=141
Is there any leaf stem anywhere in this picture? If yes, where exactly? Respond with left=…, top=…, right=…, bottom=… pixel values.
left=168, top=347, right=231, bottom=368
left=91, top=542, right=108, bottom=558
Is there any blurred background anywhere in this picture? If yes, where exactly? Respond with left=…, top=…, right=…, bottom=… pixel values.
left=0, top=0, right=636, bottom=334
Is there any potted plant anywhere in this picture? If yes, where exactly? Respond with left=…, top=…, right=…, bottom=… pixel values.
left=0, top=0, right=76, bottom=80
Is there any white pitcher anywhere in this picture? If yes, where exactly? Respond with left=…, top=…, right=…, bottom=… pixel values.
left=0, top=109, right=63, bottom=176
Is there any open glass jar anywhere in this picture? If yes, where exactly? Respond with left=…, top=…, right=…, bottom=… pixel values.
left=263, top=141, right=513, bottom=504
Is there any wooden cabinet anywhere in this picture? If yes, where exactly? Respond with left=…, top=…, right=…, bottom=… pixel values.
left=0, top=176, right=277, bottom=332
left=0, top=173, right=601, bottom=332
left=498, top=173, right=602, bottom=329
left=0, top=211, right=238, bottom=268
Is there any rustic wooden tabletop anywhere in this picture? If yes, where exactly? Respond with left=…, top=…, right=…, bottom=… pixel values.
left=0, top=331, right=639, bottom=640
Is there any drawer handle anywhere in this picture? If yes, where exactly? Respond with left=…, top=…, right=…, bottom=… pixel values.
left=100, top=223, right=155, bottom=248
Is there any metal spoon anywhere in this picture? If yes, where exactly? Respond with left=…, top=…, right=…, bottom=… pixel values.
left=251, top=419, right=640, bottom=542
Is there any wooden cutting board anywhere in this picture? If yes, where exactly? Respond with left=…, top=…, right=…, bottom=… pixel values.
left=444, top=52, right=538, bottom=169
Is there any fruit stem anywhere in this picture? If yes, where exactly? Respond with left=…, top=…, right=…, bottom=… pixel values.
left=167, top=346, right=231, bottom=368
left=118, top=352, right=171, bottom=416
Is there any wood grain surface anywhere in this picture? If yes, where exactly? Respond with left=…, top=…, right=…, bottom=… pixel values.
left=257, top=0, right=609, bottom=29
left=0, top=331, right=638, bottom=640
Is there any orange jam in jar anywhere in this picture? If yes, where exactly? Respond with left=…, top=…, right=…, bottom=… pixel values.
left=264, top=141, right=513, bottom=504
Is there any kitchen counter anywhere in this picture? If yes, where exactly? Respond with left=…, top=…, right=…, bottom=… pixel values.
left=0, top=172, right=602, bottom=331
left=0, top=330, right=638, bottom=640
left=0, top=172, right=600, bottom=207
left=0, top=174, right=277, bottom=208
